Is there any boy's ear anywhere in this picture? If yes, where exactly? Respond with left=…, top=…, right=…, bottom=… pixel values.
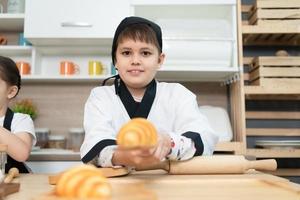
left=7, top=86, right=18, bottom=99
left=158, top=53, right=165, bottom=68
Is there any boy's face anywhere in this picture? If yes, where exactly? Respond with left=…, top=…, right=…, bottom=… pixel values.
left=115, top=39, right=165, bottom=89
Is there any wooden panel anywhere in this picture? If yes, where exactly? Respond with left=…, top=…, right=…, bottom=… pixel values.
left=247, top=128, right=300, bottom=136
left=252, top=78, right=300, bottom=87
left=244, top=85, right=300, bottom=95
left=241, top=5, right=253, bottom=13
left=249, top=67, right=300, bottom=81
left=246, top=111, right=300, bottom=120
left=255, top=9, right=300, bottom=19
left=242, top=25, right=300, bottom=34
left=243, top=73, right=250, bottom=81
left=215, top=142, right=243, bottom=153
left=251, top=57, right=300, bottom=69
left=247, top=149, right=300, bottom=158
left=257, top=19, right=300, bottom=26
left=243, top=57, right=254, bottom=65
left=256, top=0, right=300, bottom=9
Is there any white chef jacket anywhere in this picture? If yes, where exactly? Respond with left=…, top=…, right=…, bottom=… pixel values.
left=81, top=80, right=218, bottom=167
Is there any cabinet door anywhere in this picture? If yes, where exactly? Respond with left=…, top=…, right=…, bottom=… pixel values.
left=24, top=0, right=130, bottom=39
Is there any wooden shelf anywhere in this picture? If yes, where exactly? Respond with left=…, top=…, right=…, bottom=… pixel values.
left=0, top=13, right=24, bottom=31
left=0, top=46, right=32, bottom=56
left=247, top=149, right=300, bottom=158
left=215, top=142, right=243, bottom=153
left=244, top=86, right=300, bottom=96
left=242, top=25, right=300, bottom=46
left=21, top=75, right=111, bottom=82
left=246, top=111, right=300, bottom=120
left=247, top=128, right=300, bottom=136
left=262, top=169, right=300, bottom=177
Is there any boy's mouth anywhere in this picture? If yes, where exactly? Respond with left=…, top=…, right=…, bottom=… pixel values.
left=127, top=69, right=144, bottom=75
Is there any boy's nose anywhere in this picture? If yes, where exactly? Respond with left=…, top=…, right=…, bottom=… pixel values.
left=131, top=54, right=141, bottom=65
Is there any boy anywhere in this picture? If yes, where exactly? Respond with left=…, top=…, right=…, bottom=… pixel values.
left=81, top=16, right=218, bottom=168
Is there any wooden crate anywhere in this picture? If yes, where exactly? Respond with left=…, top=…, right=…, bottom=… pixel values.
left=249, top=56, right=300, bottom=87
left=248, top=0, right=300, bottom=25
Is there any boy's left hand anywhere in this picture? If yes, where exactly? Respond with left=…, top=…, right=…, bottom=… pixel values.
left=150, top=133, right=172, bottom=161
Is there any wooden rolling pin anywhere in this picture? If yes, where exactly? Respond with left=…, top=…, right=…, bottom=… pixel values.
left=136, top=155, right=277, bottom=174
left=49, top=155, right=277, bottom=185
left=4, top=168, right=19, bottom=183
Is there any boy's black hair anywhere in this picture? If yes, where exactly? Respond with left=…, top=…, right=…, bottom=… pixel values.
left=111, top=16, right=163, bottom=65
left=0, top=56, right=21, bottom=97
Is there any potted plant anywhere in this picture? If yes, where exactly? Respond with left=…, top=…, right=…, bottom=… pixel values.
left=12, top=99, right=37, bottom=120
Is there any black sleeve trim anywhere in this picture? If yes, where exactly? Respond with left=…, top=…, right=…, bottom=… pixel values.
left=182, top=131, right=204, bottom=156
left=81, top=139, right=116, bottom=163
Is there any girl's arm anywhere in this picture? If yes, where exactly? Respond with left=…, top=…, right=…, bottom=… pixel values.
left=0, top=127, right=32, bottom=162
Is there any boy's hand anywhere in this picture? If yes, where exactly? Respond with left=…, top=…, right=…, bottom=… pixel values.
left=151, top=133, right=172, bottom=161
left=112, top=147, right=159, bottom=167
left=112, top=133, right=172, bottom=168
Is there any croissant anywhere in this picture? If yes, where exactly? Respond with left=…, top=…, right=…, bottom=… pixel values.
left=55, top=165, right=111, bottom=198
left=117, top=118, right=158, bottom=148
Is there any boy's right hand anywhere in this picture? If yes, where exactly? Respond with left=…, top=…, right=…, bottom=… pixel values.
left=112, top=147, right=160, bottom=168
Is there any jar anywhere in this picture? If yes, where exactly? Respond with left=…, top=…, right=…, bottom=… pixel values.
left=35, top=128, right=50, bottom=148
left=48, top=135, right=66, bottom=149
left=7, top=0, right=25, bottom=13
left=0, top=144, right=7, bottom=182
left=68, top=128, right=84, bottom=152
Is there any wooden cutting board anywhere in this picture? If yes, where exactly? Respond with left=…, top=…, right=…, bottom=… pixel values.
left=35, top=183, right=157, bottom=200
left=0, top=183, right=20, bottom=198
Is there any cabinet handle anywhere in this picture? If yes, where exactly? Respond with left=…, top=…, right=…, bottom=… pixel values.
left=61, top=22, right=93, bottom=27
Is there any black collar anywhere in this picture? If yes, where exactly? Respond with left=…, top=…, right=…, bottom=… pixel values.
left=117, top=79, right=156, bottom=119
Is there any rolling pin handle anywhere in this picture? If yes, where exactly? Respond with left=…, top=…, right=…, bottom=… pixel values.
left=247, top=159, right=277, bottom=171
left=4, top=168, right=19, bottom=183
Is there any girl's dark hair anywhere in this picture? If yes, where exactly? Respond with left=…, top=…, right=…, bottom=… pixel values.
left=113, top=23, right=162, bottom=64
left=0, top=56, right=21, bottom=97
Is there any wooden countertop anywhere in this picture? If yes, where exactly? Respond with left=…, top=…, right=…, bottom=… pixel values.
left=6, top=170, right=300, bottom=200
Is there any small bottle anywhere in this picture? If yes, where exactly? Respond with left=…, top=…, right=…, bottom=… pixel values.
left=0, top=144, right=7, bottom=182
left=68, top=128, right=84, bottom=152
left=48, top=135, right=66, bottom=149
left=35, top=128, right=50, bottom=148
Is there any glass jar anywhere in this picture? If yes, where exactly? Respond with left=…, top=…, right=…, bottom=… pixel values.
left=0, top=144, right=7, bottom=182
left=68, top=128, right=84, bottom=152
left=35, top=128, right=50, bottom=148
left=7, top=0, right=25, bottom=13
left=48, top=135, right=66, bottom=149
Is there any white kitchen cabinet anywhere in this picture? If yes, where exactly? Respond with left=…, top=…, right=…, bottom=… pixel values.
left=130, top=0, right=239, bottom=81
left=24, top=0, right=130, bottom=45
left=1, top=0, right=240, bottom=82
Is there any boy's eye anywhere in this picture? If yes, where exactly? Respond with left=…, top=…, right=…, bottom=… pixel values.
left=141, top=51, right=152, bottom=56
left=121, top=51, right=131, bottom=56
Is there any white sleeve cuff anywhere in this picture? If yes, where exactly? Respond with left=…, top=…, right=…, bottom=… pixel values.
left=166, top=134, right=196, bottom=161
left=97, top=145, right=122, bottom=168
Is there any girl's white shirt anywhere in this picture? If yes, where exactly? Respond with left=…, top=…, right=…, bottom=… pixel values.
left=0, top=112, right=36, bottom=146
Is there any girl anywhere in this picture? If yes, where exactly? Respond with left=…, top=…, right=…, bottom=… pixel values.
left=0, top=56, right=35, bottom=173
left=81, top=17, right=218, bottom=168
